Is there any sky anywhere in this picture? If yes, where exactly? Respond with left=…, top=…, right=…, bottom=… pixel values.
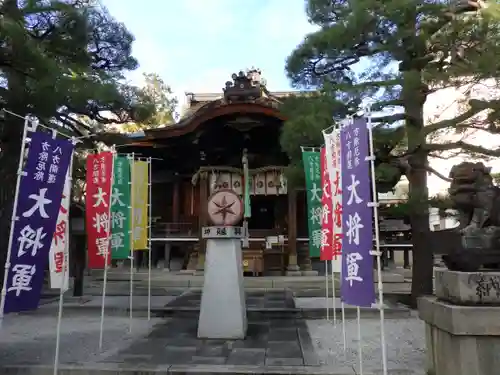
left=100, top=0, right=317, bottom=110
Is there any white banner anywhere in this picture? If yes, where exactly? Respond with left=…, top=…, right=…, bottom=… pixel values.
left=49, top=175, right=71, bottom=291
left=323, top=130, right=343, bottom=273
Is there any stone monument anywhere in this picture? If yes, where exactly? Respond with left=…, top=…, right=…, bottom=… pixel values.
left=419, top=269, right=500, bottom=375
left=419, top=162, right=500, bottom=375
left=197, top=189, right=247, bottom=339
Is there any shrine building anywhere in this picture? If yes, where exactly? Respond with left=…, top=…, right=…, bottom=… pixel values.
left=117, top=69, right=316, bottom=275
left=115, top=69, right=409, bottom=275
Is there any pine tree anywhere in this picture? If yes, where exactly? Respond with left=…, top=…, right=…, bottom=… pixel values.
left=0, top=0, right=156, bottom=282
left=286, top=0, right=500, bottom=303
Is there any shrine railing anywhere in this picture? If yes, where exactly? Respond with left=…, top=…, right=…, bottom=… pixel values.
left=152, top=222, right=199, bottom=239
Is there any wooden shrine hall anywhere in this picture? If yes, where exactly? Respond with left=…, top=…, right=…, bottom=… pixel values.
left=113, top=69, right=317, bottom=276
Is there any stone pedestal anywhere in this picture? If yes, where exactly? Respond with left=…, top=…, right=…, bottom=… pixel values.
left=419, top=268, right=500, bottom=375
left=197, top=226, right=247, bottom=339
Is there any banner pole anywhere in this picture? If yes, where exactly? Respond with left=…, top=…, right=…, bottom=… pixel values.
left=147, top=157, right=152, bottom=321
left=366, top=107, right=388, bottom=375
left=99, top=145, right=116, bottom=351
left=324, top=261, right=329, bottom=320
left=128, top=153, right=135, bottom=333
left=53, top=136, right=77, bottom=375
left=0, top=117, right=35, bottom=328
left=357, top=307, right=364, bottom=375
left=341, top=301, right=346, bottom=353
left=330, top=260, right=336, bottom=324
left=334, top=123, right=347, bottom=353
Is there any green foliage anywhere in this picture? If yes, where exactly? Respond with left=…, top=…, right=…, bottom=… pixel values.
left=279, top=92, right=405, bottom=192
left=285, top=0, right=500, bottom=206
left=121, top=72, right=177, bottom=132
left=285, top=0, right=500, bottom=299
left=0, top=0, right=156, bottom=140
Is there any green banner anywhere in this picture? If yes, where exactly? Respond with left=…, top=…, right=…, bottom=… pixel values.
left=302, top=150, right=322, bottom=257
left=111, top=156, right=131, bottom=259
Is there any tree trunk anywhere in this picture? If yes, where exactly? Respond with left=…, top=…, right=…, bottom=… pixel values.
left=408, top=151, right=434, bottom=306
left=402, top=68, right=433, bottom=307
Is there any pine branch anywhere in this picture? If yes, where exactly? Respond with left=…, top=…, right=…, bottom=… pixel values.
left=425, top=164, right=452, bottom=182
left=423, top=98, right=500, bottom=136
left=371, top=113, right=406, bottom=124
left=426, top=140, right=500, bottom=156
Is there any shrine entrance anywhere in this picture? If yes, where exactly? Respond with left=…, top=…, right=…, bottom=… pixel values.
left=249, top=196, right=276, bottom=230
left=115, top=69, right=316, bottom=276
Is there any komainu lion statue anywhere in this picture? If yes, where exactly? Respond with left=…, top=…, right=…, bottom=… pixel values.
left=444, top=162, right=500, bottom=271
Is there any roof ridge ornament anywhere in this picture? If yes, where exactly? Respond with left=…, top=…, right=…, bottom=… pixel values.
left=223, top=69, right=263, bottom=103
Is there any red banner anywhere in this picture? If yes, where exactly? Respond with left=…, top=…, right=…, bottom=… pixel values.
left=320, top=147, right=333, bottom=260
left=330, top=132, right=343, bottom=262
left=86, top=152, right=113, bottom=268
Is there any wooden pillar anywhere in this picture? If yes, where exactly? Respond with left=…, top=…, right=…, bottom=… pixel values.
left=286, top=188, right=301, bottom=275
left=196, top=172, right=209, bottom=271
left=172, top=176, right=180, bottom=223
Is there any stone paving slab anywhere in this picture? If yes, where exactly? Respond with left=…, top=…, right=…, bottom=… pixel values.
left=101, top=316, right=320, bottom=367
left=166, top=290, right=295, bottom=309
left=159, top=291, right=410, bottom=320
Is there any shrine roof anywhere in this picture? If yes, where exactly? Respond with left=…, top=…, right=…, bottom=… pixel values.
left=97, top=69, right=314, bottom=147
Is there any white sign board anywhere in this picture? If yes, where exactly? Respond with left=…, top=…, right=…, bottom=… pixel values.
left=202, top=226, right=245, bottom=239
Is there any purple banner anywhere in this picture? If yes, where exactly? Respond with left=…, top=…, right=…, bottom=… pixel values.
left=340, top=117, right=376, bottom=307
left=4, top=131, right=73, bottom=313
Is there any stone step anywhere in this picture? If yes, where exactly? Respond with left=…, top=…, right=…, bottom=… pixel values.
left=158, top=305, right=410, bottom=320
left=36, top=293, right=411, bottom=320
left=91, top=273, right=406, bottom=288
left=0, top=364, right=426, bottom=375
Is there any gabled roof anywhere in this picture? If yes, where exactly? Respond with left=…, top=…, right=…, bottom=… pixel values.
left=97, top=70, right=313, bottom=146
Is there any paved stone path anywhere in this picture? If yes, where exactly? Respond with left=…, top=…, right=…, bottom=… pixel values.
left=0, top=311, right=426, bottom=374
left=0, top=288, right=424, bottom=374
left=102, top=317, right=319, bottom=367
left=166, top=289, right=295, bottom=309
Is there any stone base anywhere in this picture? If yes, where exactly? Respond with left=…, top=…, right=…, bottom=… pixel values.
left=285, top=270, right=302, bottom=276
left=435, top=268, right=500, bottom=305
left=198, top=237, right=247, bottom=339
left=419, top=296, right=500, bottom=375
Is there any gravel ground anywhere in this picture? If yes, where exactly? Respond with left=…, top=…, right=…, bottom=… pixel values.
left=0, top=311, right=161, bottom=365
left=307, top=315, right=426, bottom=373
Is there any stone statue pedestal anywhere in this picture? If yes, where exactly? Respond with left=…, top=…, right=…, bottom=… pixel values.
left=419, top=268, right=500, bottom=375
left=197, top=226, right=247, bottom=339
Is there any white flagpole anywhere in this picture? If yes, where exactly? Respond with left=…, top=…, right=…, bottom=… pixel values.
left=147, top=157, right=152, bottom=321
left=0, top=116, right=37, bottom=328
left=324, top=261, right=329, bottom=320
left=357, top=307, right=364, bottom=375
left=341, top=300, right=347, bottom=353
left=53, top=136, right=77, bottom=375
left=366, top=106, right=388, bottom=375
left=334, top=123, right=347, bottom=354
left=99, top=145, right=116, bottom=351
left=128, top=153, right=135, bottom=333
left=330, top=260, right=336, bottom=324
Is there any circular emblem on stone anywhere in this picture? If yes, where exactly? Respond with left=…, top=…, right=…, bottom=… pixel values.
left=207, top=189, right=243, bottom=226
